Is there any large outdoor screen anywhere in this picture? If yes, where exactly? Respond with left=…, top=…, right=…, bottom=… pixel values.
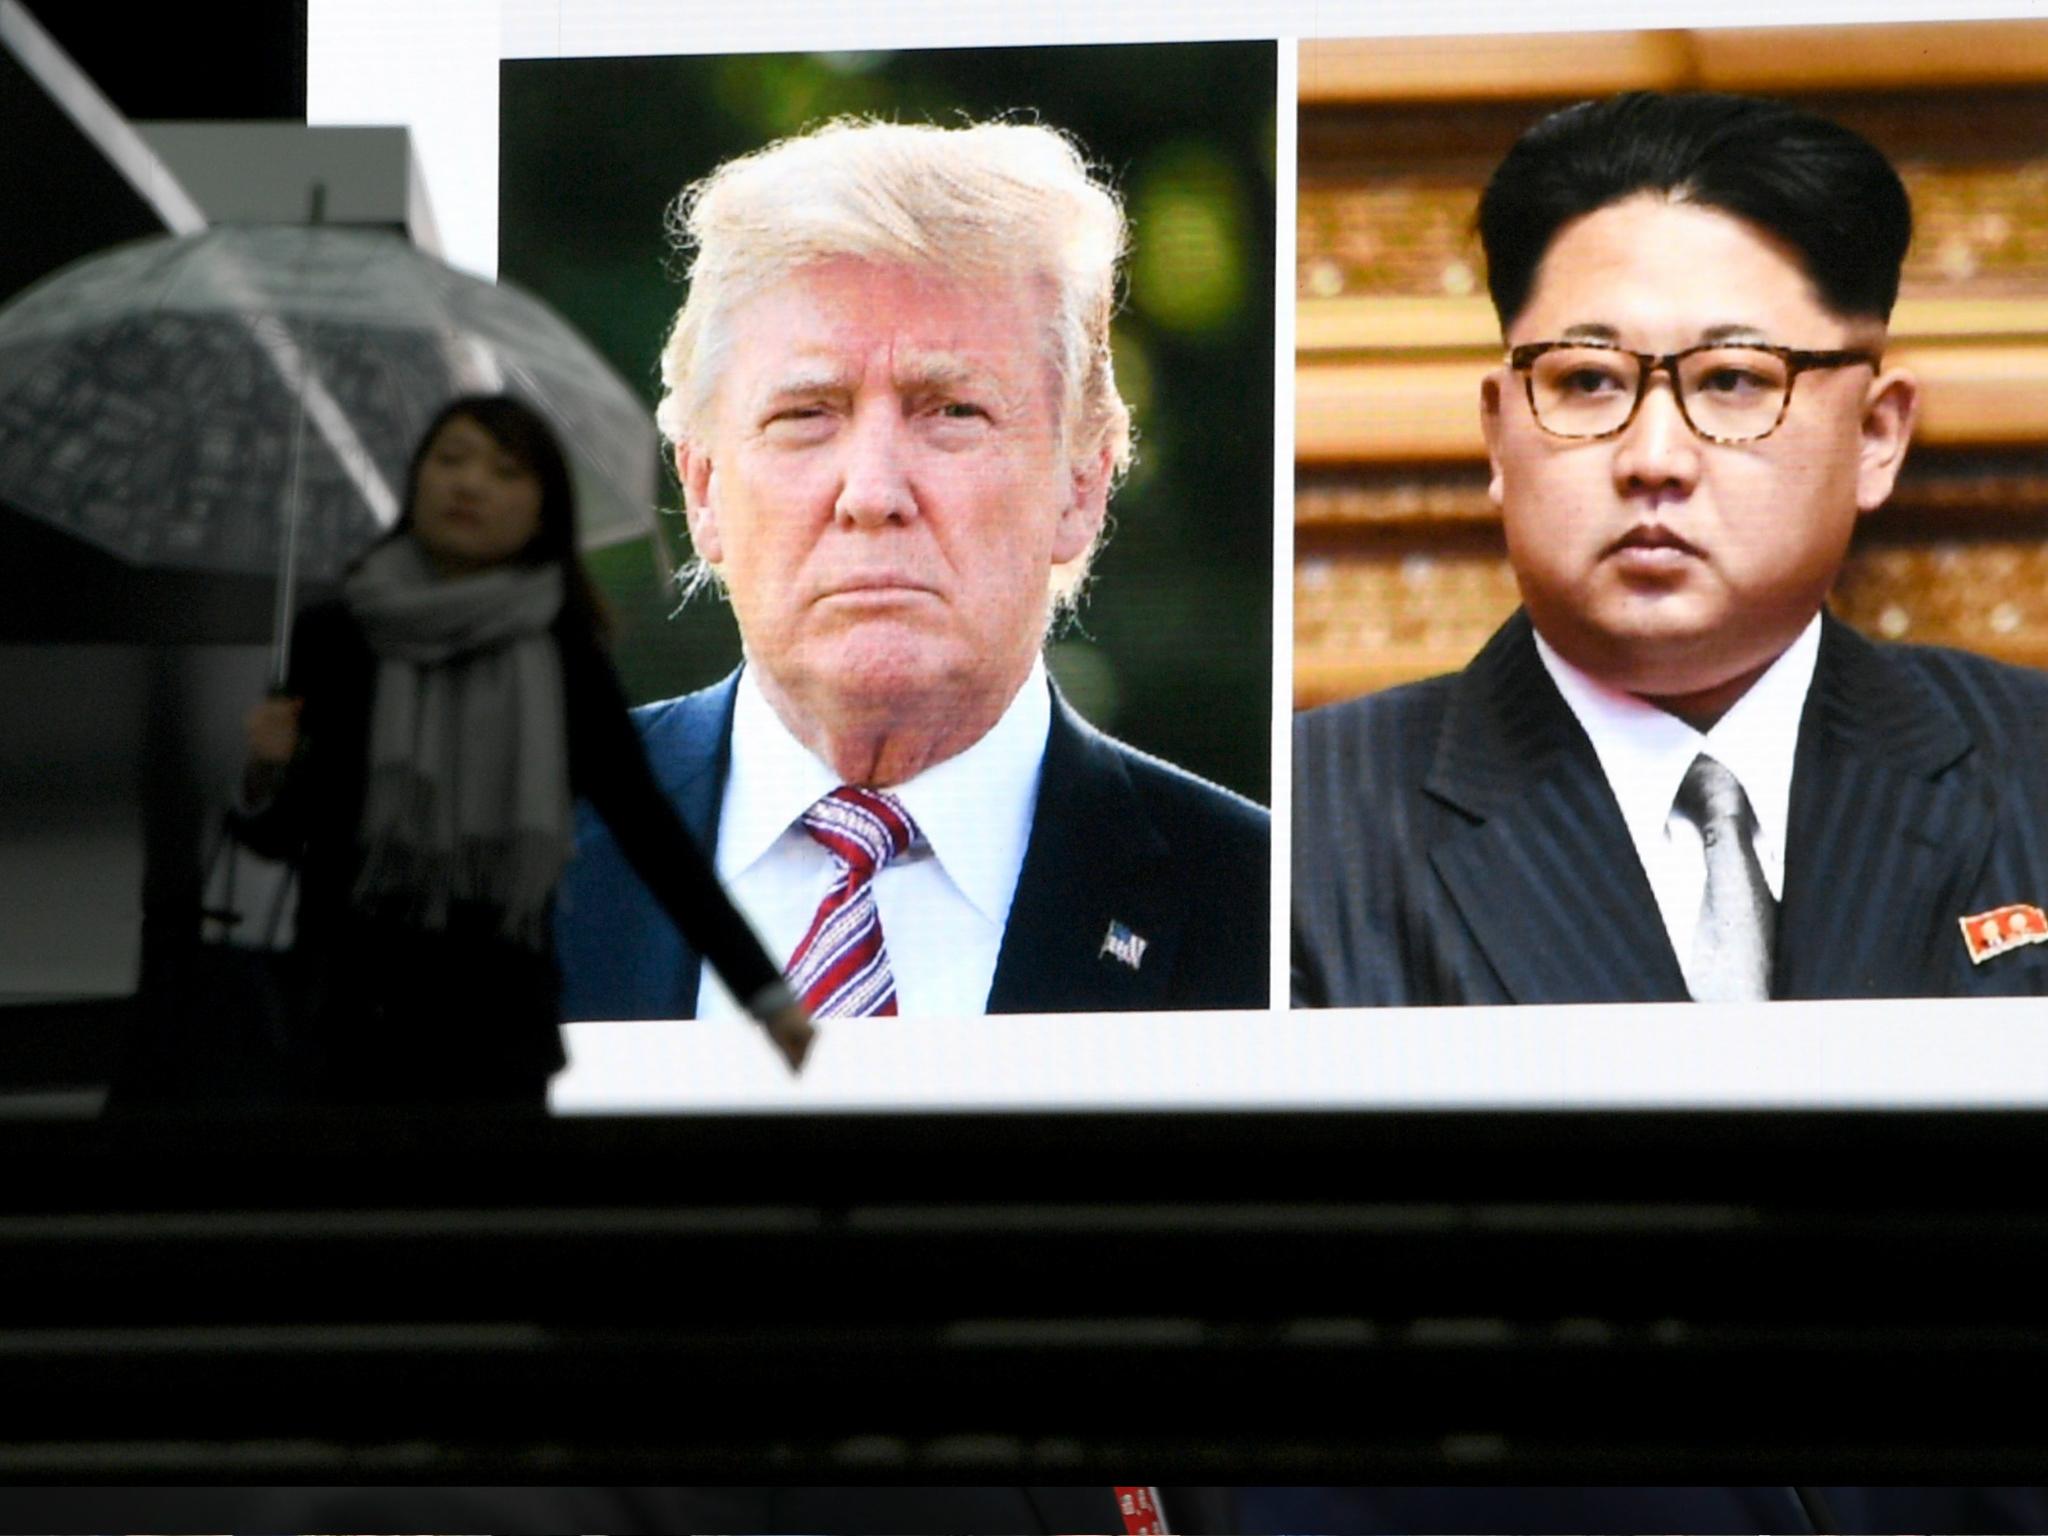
left=240, top=0, right=2048, bottom=1109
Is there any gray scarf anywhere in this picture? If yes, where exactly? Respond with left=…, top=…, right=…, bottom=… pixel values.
left=343, top=535, right=570, bottom=950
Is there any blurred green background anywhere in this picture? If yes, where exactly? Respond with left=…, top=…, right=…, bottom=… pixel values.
left=500, top=41, right=1275, bottom=803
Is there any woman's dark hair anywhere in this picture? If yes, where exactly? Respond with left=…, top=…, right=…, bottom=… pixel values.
left=1478, top=91, right=1913, bottom=331
left=394, top=392, right=611, bottom=644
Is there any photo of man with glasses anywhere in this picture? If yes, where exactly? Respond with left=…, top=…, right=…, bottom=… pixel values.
left=1292, top=90, right=2048, bottom=1007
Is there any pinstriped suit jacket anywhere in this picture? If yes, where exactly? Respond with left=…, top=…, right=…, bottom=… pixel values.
left=1292, top=609, right=2048, bottom=1005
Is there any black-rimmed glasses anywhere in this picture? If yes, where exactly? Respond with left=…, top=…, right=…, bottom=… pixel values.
left=1508, top=340, right=1879, bottom=444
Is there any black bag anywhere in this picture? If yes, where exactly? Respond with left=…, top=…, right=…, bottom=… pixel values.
left=118, top=814, right=300, bottom=1106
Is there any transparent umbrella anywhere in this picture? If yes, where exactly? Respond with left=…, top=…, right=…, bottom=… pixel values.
left=0, top=224, right=664, bottom=676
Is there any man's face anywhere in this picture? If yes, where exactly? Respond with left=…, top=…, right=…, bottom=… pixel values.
left=681, top=258, right=1108, bottom=746
left=1481, top=195, right=1916, bottom=713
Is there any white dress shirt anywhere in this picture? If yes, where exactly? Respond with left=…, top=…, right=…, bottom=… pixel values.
left=1534, top=615, right=1822, bottom=965
left=694, top=661, right=1050, bottom=1020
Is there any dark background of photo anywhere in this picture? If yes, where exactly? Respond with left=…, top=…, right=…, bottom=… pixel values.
left=500, top=41, right=1277, bottom=803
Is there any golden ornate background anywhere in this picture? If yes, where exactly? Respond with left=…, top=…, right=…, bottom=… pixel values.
left=1294, top=22, right=2048, bottom=708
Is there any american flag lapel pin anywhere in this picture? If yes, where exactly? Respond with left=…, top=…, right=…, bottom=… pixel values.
left=1099, top=919, right=1148, bottom=970
left=1960, top=903, right=2048, bottom=965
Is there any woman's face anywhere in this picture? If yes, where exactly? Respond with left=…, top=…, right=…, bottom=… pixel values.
left=409, top=414, right=545, bottom=575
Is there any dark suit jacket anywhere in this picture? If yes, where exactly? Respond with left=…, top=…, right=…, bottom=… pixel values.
left=558, top=672, right=1269, bottom=1018
left=1293, top=609, right=2048, bottom=1005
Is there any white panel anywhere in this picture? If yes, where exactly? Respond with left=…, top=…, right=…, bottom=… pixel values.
left=307, top=0, right=498, bottom=276
left=310, top=0, right=2027, bottom=282
left=556, top=1000, right=2048, bottom=1113
left=498, top=0, right=2033, bottom=56
left=1268, top=39, right=1299, bottom=1013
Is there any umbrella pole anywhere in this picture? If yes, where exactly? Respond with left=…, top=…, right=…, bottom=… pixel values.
left=269, top=344, right=313, bottom=691
left=269, top=186, right=326, bottom=692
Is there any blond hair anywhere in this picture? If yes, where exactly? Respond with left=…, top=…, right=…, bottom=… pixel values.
left=657, top=117, right=1133, bottom=601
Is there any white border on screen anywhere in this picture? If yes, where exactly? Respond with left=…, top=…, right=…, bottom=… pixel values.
left=306, top=0, right=2048, bottom=1113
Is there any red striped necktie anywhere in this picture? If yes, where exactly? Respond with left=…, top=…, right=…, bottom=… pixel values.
left=1114, top=1487, right=1171, bottom=1534
left=786, top=786, right=920, bottom=1017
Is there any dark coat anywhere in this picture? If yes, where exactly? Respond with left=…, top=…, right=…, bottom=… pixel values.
left=238, top=600, right=780, bottom=1095
left=556, top=671, right=1271, bottom=1019
left=1293, top=609, right=2048, bottom=1006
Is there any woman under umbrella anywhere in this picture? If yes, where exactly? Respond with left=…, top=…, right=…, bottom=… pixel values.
left=238, top=394, right=809, bottom=1103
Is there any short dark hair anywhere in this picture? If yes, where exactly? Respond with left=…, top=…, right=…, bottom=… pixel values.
left=1478, top=91, right=1912, bottom=331
left=391, top=393, right=610, bottom=643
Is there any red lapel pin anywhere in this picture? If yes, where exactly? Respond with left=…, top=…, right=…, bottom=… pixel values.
left=1960, top=903, right=2048, bottom=965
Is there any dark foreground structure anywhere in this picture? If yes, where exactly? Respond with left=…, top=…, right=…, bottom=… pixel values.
left=5, top=1105, right=2048, bottom=1479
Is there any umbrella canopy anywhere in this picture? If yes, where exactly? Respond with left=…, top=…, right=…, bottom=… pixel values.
left=0, top=225, right=662, bottom=585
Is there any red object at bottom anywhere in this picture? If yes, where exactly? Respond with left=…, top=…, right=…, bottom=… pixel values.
left=1115, top=1487, right=1170, bottom=1536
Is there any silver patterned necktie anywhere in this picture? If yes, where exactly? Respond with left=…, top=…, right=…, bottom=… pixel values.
left=1674, top=752, right=1777, bottom=1002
